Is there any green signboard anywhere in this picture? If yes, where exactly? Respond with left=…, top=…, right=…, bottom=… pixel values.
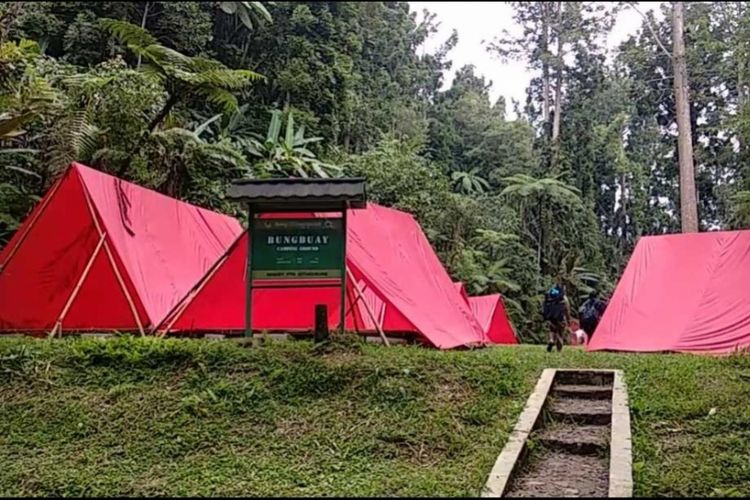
left=250, top=218, right=344, bottom=280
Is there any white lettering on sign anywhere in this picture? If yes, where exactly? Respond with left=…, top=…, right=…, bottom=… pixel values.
left=267, top=235, right=330, bottom=245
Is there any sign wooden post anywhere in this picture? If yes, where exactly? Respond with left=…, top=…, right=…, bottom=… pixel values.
left=245, top=205, right=254, bottom=338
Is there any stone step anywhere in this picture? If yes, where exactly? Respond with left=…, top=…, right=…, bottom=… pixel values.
left=552, top=384, right=612, bottom=400
left=504, top=450, right=609, bottom=497
left=555, top=371, right=614, bottom=387
left=547, top=398, right=612, bottom=426
left=536, top=424, right=610, bottom=456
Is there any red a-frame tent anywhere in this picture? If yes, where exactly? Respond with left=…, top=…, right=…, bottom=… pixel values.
left=588, top=230, right=750, bottom=354
left=0, top=162, right=242, bottom=334
left=468, top=294, right=518, bottom=344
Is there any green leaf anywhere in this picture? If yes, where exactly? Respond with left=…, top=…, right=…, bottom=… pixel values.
left=285, top=112, right=295, bottom=150
left=3, top=165, right=42, bottom=178
left=237, top=6, right=254, bottom=30
left=219, top=2, right=238, bottom=14
left=267, top=110, right=282, bottom=144
left=194, top=114, right=223, bottom=138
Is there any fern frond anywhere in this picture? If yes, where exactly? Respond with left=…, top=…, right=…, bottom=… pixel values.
left=100, top=18, right=158, bottom=49
left=203, top=88, right=238, bottom=113
left=47, top=109, right=102, bottom=174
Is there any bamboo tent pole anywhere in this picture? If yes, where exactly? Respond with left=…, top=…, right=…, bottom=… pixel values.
left=346, top=268, right=390, bottom=346
left=48, top=234, right=106, bottom=338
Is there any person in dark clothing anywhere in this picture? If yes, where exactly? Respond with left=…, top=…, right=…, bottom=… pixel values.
left=578, top=291, right=606, bottom=341
left=543, top=283, right=571, bottom=352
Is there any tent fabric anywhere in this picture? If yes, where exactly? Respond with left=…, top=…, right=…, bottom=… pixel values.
left=453, top=282, right=470, bottom=304
left=0, top=162, right=242, bottom=332
left=468, top=294, right=518, bottom=344
left=161, top=203, right=486, bottom=349
left=588, top=230, right=750, bottom=354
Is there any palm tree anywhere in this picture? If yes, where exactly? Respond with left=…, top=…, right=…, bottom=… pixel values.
left=245, top=110, right=341, bottom=178
left=451, top=167, right=490, bottom=195
left=101, top=19, right=264, bottom=133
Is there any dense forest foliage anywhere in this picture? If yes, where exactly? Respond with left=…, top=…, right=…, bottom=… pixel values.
left=2, top=2, right=750, bottom=341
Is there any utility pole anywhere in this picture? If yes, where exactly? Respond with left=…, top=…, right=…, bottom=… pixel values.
left=672, top=2, right=699, bottom=232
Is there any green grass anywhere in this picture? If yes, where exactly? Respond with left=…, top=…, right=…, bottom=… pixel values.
left=0, top=336, right=748, bottom=497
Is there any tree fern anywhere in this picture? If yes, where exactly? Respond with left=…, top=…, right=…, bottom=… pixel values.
left=101, top=18, right=263, bottom=130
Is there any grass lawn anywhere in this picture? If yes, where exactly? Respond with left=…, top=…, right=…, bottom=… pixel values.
left=0, top=336, right=748, bottom=497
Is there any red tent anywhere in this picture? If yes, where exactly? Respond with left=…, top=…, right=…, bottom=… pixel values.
left=468, top=294, right=518, bottom=344
left=453, top=281, right=470, bottom=304
left=588, top=230, right=750, bottom=354
left=0, top=162, right=242, bottom=334
left=159, top=203, right=486, bottom=349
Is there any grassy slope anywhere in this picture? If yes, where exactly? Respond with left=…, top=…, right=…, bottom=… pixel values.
left=0, top=337, right=748, bottom=497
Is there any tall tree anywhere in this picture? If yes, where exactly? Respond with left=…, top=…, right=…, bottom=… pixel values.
left=672, top=2, right=699, bottom=232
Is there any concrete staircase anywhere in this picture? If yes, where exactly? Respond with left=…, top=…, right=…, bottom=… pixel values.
left=483, top=369, right=632, bottom=498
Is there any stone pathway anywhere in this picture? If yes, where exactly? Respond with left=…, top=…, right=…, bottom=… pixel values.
left=504, top=372, right=614, bottom=497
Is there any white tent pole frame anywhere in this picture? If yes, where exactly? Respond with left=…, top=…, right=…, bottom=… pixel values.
left=346, top=268, right=390, bottom=346
left=48, top=234, right=106, bottom=338
left=0, top=173, right=65, bottom=275
left=80, top=181, right=145, bottom=336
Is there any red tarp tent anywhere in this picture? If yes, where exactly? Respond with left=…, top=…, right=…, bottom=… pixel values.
left=0, top=162, right=242, bottom=333
left=453, top=281, right=470, bottom=304
left=468, top=294, right=518, bottom=344
left=588, top=230, right=750, bottom=354
left=159, top=203, right=486, bottom=349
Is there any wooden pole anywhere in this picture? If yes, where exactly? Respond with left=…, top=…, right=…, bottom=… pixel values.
left=346, top=268, right=390, bottom=346
left=103, top=241, right=145, bottom=336
left=154, top=243, right=233, bottom=337
left=48, top=234, right=106, bottom=338
left=672, top=1, right=699, bottom=233
left=80, top=181, right=145, bottom=335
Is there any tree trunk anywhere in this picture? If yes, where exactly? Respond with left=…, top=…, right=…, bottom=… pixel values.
left=672, top=2, right=699, bottom=233
left=621, top=172, right=628, bottom=243
left=147, top=93, right=179, bottom=133
left=738, top=2, right=748, bottom=185
left=537, top=197, right=545, bottom=273
left=552, top=1, right=563, bottom=144
left=541, top=2, right=551, bottom=135
left=137, top=2, right=150, bottom=69
left=117, top=92, right=178, bottom=176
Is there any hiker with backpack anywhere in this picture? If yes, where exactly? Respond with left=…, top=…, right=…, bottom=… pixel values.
left=578, top=291, right=607, bottom=342
left=542, top=283, right=571, bottom=352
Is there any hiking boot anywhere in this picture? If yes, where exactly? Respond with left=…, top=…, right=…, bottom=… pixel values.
left=556, top=339, right=563, bottom=352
